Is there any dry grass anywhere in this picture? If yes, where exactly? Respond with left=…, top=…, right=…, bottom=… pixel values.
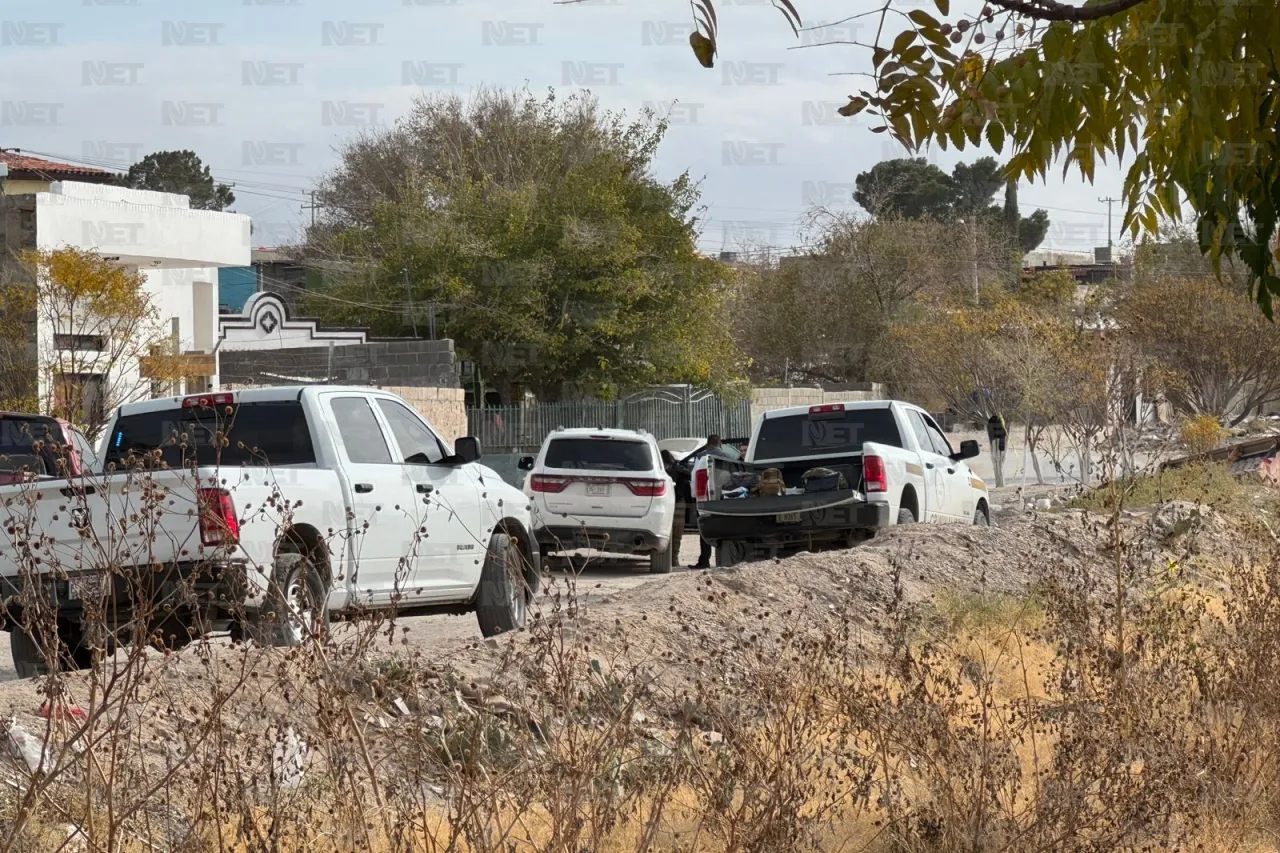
left=3, top=447, right=1280, bottom=851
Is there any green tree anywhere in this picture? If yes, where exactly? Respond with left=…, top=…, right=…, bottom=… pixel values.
left=124, top=150, right=235, bottom=211
left=660, top=0, right=1280, bottom=311
left=852, top=157, right=954, bottom=218
left=305, top=87, right=742, bottom=401
left=852, top=156, right=1049, bottom=250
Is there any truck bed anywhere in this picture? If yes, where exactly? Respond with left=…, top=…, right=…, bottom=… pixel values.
left=696, top=454, right=887, bottom=551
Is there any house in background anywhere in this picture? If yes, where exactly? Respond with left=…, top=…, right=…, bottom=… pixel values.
left=0, top=151, right=250, bottom=428
left=217, top=248, right=311, bottom=314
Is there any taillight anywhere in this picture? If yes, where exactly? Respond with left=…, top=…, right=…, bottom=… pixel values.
left=863, top=456, right=887, bottom=493
left=694, top=467, right=709, bottom=500
left=198, top=487, right=239, bottom=547
left=530, top=474, right=570, bottom=493
left=624, top=478, right=667, bottom=497
left=809, top=403, right=845, bottom=414
left=183, top=392, right=234, bottom=409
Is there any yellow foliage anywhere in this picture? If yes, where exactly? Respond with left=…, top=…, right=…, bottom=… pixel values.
left=1181, top=414, right=1228, bottom=455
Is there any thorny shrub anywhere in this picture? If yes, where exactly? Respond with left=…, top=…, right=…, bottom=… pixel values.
left=0, top=421, right=1275, bottom=851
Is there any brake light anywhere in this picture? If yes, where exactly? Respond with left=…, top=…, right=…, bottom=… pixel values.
left=530, top=474, right=570, bottom=493
left=624, top=478, right=667, bottom=497
left=863, top=456, right=887, bottom=493
left=183, top=392, right=234, bottom=409
left=809, top=403, right=845, bottom=414
left=694, top=467, right=709, bottom=500
left=197, top=487, right=239, bottom=547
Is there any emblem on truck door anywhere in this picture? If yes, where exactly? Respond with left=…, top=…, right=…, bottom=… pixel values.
left=71, top=507, right=90, bottom=529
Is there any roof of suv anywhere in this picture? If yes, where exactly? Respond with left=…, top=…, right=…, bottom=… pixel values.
left=544, top=428, right=652, bottom=440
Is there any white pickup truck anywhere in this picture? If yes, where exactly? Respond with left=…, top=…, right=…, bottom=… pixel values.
left=0, top=386, right=539, bottom=677
left=691, top=400, right=990, bottom=567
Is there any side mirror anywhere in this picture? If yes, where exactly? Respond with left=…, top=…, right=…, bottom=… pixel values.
left=455, top=436, right=482, bottom=464
left=517, top=455, right=535, bottom=471
left=952, top=439, right=981, bottom=461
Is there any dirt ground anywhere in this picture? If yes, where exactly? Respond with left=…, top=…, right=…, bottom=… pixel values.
left=0, top=484, right=1178, bottom=685
left=0, top=496, right=1246, bottom=715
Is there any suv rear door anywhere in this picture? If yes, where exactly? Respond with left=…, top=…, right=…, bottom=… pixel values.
left=535, top=434, right=660, bottom=519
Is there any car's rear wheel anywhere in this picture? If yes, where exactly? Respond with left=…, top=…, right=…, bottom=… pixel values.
left=10, top=621, right=95, bottom=679
left=477, top=532, right=530, bottom=637
left=245, top=553, right=329, bottom=647
left=897, top=507, right=917, bottom=525
left=715, top=539, right=747, bottom=569
left=649, top=537, right=674, bottom=574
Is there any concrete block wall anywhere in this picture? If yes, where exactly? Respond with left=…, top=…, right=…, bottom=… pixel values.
left=216, top=383, right=468, bottom=446
left=219, top=338, right=459, bottom=388
left=750, top=384, right=886, bottom=425
left=384, top=385, right=467, bottom=446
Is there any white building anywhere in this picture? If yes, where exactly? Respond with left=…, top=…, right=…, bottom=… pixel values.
left=0, top=151, right=250, bottom=426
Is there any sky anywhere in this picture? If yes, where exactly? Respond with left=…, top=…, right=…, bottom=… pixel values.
left=0, top=0, right=1130, bottom=258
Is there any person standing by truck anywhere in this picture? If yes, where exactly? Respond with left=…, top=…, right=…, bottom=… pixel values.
left=690, top=435, right=735, bottom=569
left=662, top=449, right=690, bottom=566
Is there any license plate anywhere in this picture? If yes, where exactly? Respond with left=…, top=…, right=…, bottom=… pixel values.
left=585, top=483, right=611, bottom=497
left=776, top=512, right=803, bottom=523
left=68, top=572, right=107, bottom=602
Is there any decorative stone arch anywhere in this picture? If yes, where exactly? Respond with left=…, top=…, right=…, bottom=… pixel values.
left=218, top=291, right=369, bottom=352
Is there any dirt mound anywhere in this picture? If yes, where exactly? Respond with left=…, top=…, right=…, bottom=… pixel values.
left=0, top=505, right=1250, bottom=797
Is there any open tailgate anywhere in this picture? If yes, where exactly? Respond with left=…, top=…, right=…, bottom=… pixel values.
left=697, top=489, right=864, bottom=518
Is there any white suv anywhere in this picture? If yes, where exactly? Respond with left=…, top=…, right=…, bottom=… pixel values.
left=519, top=428, right=677, bottom=573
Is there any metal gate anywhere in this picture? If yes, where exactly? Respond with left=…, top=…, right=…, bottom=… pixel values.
left=467, top=386, right=752, bottom=454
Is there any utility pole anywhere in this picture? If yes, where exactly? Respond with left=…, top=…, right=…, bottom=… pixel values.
left=1099, top=196, right=1119, bottom=248
left=403, top=268, right=418, bottom=337
left=302, top=190, right=321, bottom=229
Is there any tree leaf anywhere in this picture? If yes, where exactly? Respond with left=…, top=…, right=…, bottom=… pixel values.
left=986, top=121, right=1005, bottom=153
left=892, top=29, right=917, bottom=56
left=837, top=97, right=869, bottom=117
left=908, top=9, right=941, bottom=30
left=699, top=0, right=717, bottom=33
left=689, top=31, right=716, bottom=69
left=934, top=0, right=950, bottom=15
left=775, top=0, right=802, bottom=31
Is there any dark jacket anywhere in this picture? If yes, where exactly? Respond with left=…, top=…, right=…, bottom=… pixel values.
left=667, top=462, right=693, bottom=504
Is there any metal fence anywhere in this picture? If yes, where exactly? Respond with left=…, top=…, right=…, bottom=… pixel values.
left=467, top=387, right=752, bottom=454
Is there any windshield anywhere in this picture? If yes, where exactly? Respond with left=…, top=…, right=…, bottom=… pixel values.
left=753, top=407, right=902, bottom=461
left=544, top=437, right=654, bottom=471
left=102, top=401, right=316, bottom=469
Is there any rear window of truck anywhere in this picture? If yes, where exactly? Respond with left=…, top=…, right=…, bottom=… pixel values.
left=753, top=407, right=902, bottom=461
left=544, top=437, right=654, bottom=471
left=0, top=416, right=68, bottom=477
left=102, top=401, right=316, bottom=469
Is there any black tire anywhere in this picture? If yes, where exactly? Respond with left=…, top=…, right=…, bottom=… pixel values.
left=252, top=553, right=329, bottom=647
left=649, top=534, right=674, bottom=575
left=10, top=622, right=94, bottom=679
left=715, top=540, right=747, bottom=569
left=897, top=507, right=917, bottom=525
left=476, top=532, right=530, bottom=638
left=974, top=504, right=990, bottom=526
